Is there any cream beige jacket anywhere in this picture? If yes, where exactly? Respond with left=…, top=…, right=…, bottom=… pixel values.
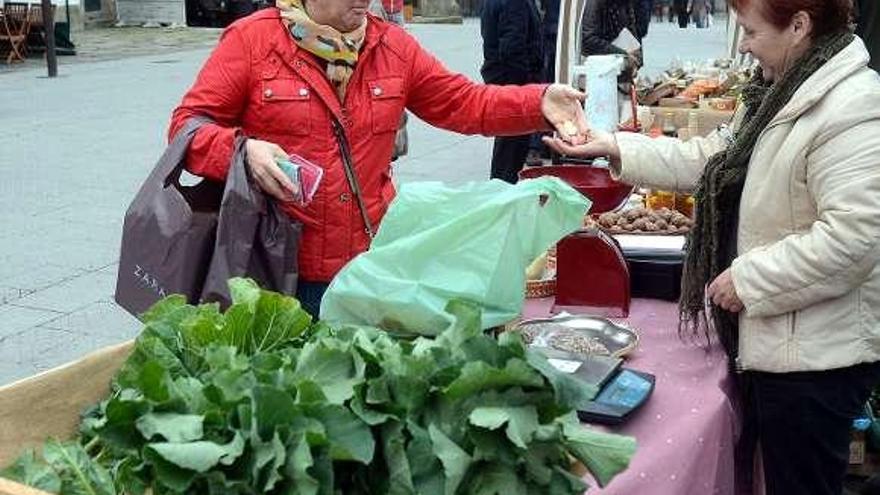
left=614, top=38, right=880, bottom=372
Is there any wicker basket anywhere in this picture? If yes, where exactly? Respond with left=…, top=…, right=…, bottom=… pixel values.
left=526, top=277, right=556, bottom=299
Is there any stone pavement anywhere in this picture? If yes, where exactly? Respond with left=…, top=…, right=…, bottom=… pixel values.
left=0, top=17, right=729, bottom=385
left=0, top=26, right=222, bottom=73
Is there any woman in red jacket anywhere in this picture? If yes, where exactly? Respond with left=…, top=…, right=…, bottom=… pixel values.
left=169, top=0, right=587, bottom=316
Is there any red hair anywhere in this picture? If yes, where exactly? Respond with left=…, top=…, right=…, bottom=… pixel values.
left=728, top=0, right=853, bottom=38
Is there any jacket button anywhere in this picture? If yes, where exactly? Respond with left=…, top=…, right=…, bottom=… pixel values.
left=295, top=60, right=303, bottom=68
left=372, top=86, right=383, bottom=96
left=299, top=88, right=309, bottom=97
left=264, top=88, right=273, bottom=99
left=339, top=193, right=351, bottom=202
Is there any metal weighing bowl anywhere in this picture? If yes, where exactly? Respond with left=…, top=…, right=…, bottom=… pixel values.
left=514, top=313, right=640, bottom=359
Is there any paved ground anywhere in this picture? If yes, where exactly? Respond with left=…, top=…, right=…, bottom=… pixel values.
left=0, top=17, right=729, bottom=385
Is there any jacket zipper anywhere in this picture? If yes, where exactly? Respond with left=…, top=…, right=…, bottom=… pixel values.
left=331, top=119, right=376, bottom=239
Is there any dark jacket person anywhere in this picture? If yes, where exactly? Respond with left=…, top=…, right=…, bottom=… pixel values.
left=480, top=0, right=545, bottom=183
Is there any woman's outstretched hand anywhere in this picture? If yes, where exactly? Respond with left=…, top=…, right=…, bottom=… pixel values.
left=541, top=84, right=589, bottom=145
left=542, top=130, right=621, bottom=164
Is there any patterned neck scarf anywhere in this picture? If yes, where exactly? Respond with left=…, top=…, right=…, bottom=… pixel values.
left=277, top=0, right=367, bottom=101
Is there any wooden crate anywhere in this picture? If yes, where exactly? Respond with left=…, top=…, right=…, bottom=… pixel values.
left=0, top=342, right=134, bottom=495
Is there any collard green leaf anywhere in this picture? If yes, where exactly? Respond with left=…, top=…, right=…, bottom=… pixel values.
left=295, top=380, right=329, bottom=405
left=525, top=349, right=596, bottom=409
left=138, top=359, right=171, bottom=403
left=468, top=406, right=539, bottom=449
left=428, top=424, right=472, bottom=495
left=145, top=433, right=244, bottom=473
left=381, top=422, right=415, bottom=495
left=209, top=368, right=257, bottom=405
left=250, top=385, right=298, bottom=441
left=437, top=299, right=483, bottom=351
left=560, top=418, right=635, bottom=487
left=43, top=439, right=116, bottom=495
left=467, top=428, right=519, bottom=466
left=223, top=278, right=312, bottom=355
left=312, top=405, right=374, bottom=464
left=365, top=376, right=391, bottom=405
left=547, top=466, right=589, bottom=495
left=109, top=457, right=147, bottom=495
left=179, top=304, right=225, bottom=351
left=293, top=340, right=365, bottom=405
left=1, top=449, right=62, bottom=494
left=142, top=446, right=196, bottom=492
left=140, top=295, right=189, bottom=324
left=135, top=413, right=204, bottom=443
left=252, top=432, right=287, bottom=492
left=115, top=333, right=191, bottom=391
left=405, top=421, right=444, bottom=495
left=444, top=359, right=544, bottom=399
left=461, top=462, right=526, bottom=495
left=97, top=391, right=151, bottom=450
left=350, top=392, right=395, bottom=426
left=283, top=435, right=320, bottom=495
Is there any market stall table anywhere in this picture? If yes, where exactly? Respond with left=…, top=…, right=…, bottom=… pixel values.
left=523, top=297, right=737, bottom=495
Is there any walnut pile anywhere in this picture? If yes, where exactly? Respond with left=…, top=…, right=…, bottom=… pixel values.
left=594, top=207, right=693, bottom=235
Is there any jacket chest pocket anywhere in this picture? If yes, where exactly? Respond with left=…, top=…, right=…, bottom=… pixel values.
left=260, top=77, right=312, bottom=136
left=368, top=77, right=405, bottom=134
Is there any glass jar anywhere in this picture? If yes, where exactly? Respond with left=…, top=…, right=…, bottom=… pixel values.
left=646, top=190, right=676, bottom=210
left=675, top=193, right=695, bottom=218
left=662, top=112, right=678, bottom=137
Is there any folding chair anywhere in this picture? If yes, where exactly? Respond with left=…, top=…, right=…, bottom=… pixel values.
left=0, top=9, right=27, bottom=63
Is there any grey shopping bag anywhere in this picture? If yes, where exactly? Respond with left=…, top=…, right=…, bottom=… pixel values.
left=115, top=119, right=300, bottom=318
left=199, top=136, right=301, bottom=308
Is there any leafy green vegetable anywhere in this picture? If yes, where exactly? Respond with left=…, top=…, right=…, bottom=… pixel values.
left=1, top=449, right=62, bottom=493
left=4, top=278, right=634, bottom=495
left=43, top=440, right=116, bottom=495
left=135, top=413, right=204, bottom=443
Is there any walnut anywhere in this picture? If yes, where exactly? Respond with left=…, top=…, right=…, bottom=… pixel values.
left=655, top=219, right=669, bottom=230
left=598, top=212, right=616, bottom=227
left=677, top=225, right=691, bottom=234
left=623, top=223, right=636, bottom=231
left=609, top=225, right=624, bottom=234
left=671, top=214, right=689, bottom=227
left=644, top=221, right=658, bottom=232
left=617, top=217, right=630, bottom=227
left=658, top=207, right=675, bottom=222
left=667, top=224, right=680, bottom=234
left=632, top=218, right=648, bottom=230
left=625, top=208, right=642, bottom=221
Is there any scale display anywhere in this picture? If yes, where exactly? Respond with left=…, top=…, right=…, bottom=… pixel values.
left=578, top=368, right=655, bottom=425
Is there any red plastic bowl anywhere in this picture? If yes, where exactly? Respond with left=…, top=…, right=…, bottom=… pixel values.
left=518, top=165, right=633, bottom=214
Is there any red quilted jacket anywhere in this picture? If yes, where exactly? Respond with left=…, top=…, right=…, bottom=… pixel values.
left=169, top=9, right=548, bottom=282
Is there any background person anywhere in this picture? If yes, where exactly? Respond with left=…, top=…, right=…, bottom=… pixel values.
left=480, top=0, right=546, bottom=182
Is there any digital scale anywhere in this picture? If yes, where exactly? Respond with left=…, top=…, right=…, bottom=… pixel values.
left=538, top=347, right=655, bottom=425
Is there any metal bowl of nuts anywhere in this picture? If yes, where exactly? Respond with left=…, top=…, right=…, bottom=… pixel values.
left=514, top=313, right=639, bottom=359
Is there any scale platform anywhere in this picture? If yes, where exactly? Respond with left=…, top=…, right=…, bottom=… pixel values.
left=537, top=347, right=655, bottom=425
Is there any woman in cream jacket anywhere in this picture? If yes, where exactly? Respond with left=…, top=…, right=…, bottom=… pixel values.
left=547, top=0, right=880, bottom=493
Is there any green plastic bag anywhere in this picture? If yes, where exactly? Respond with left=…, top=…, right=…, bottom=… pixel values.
left=320, top=177, right=591, bottom=334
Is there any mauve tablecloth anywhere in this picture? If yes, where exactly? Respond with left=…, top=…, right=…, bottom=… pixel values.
left=523, top=297, right=738, bottom=495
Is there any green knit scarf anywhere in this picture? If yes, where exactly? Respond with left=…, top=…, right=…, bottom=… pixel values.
left=679, top=31, right=854, bottom=361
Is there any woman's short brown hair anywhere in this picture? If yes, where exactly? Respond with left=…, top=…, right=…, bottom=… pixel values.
left=727, top=0, right=853, bottom=38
